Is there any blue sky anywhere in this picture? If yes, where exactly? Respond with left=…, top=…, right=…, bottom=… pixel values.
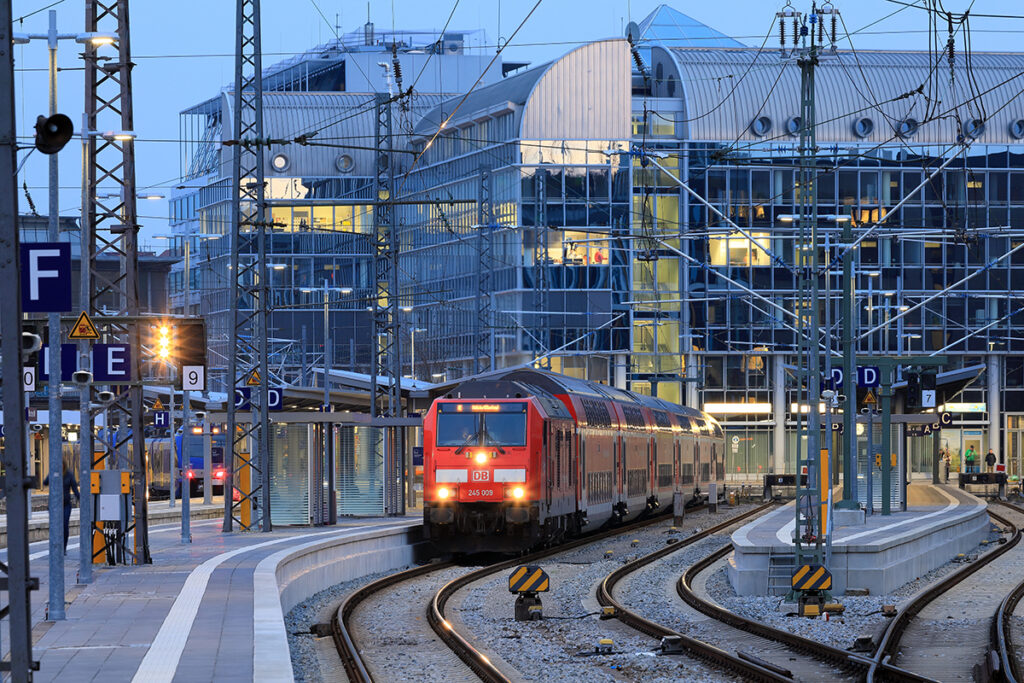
left=11, top=0, right=1024, bottom=245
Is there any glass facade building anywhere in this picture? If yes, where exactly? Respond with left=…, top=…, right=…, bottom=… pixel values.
left=170, top=8, right=1024, bottom=482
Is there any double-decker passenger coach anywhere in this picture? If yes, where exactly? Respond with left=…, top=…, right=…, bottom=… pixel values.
left=423, top=369, right=726, bottom=553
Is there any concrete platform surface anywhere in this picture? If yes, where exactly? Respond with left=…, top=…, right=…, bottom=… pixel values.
left=5, top=514, right=422, bottom=683
left=728, top=484, right=990, bottom=596
left=0, top=496, right=227, bottom=548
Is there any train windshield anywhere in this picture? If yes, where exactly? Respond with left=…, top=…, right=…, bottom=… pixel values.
left=436, top=403, right=528, bottom=447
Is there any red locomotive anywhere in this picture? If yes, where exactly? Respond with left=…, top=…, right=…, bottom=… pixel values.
left=423, top=369, right=726, bottom=553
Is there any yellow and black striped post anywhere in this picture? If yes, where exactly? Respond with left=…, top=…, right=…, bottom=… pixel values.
left=509, top=565, right=549, bottom=621
left=508, top=565, right=550, bottom=593
left=791, top=564, right=832, bottom=592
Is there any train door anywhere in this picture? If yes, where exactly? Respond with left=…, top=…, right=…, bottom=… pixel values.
left=544, top=425, right=552, bottom=507
left=614, top=436, right=623, bottom=499
left=712, top=440, right=720, bottom=483
left=577, top=432, right=586, bottom=511
left=648, top=438, right=656, bottom=492
left=694, top=443, right=701, bottom=494
left=673, top=440, right=680, bottom=488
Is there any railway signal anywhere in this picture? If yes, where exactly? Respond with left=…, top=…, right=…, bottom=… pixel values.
left=509, top=565, right=549, bottom=621
left=792, top=564, right=832, bottom=617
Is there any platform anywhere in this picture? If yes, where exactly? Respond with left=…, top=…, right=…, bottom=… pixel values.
left=0, top=496, right=226, bottom=548
left=3, top=513, right=422, bottom=682
left=728, top=484, right=990, bottom=596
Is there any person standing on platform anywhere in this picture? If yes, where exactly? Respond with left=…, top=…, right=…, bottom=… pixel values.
left=964, top=446, right=977, bottom=474
left=43, top=454, right=80, bottom=554
left=986, top=449, right=997, bottom=472
left=941, top=448, right=950, bottom=482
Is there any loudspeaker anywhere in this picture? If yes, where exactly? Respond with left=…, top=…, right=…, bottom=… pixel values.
left=72, top=370, right=92, bottom=386
left=21, top=332, right=42, bottom=355
left=34, top=113, right=74, bottom=155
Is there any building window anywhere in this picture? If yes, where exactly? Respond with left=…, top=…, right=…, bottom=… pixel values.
left=709, top=231, right=771, bottom=266
left=267, top=204, right=374, bottom=233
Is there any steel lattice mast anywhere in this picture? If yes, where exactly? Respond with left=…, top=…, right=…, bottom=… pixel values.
left=369, top=93, right=404, bottom=515
left=224, top=0, right=271, bottom=532
left=83, top=0, right=149, bottom=564
left=474, top=167, right=494, bottom=374
left=533, top=173, right=550, bottom=368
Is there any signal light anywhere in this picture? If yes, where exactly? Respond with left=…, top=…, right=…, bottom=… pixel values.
left=214, top=470, right=225, bottom=480
left=152, top=322, right=174, bottom=361
left=186, top=470, right=195, bottom=479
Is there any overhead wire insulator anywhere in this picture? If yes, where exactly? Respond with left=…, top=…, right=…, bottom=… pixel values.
left=627, top=34, right=650, bottom=85
left=391, top=44, right=403, bottom=91
left=780, top=19, right=786, bottom=51
left=818, top=15, right=824, bottom=45
left=793, top=17, right=800, bottom=45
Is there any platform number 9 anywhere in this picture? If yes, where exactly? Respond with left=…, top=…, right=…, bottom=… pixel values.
left=182, top=365, right=204, bottom=390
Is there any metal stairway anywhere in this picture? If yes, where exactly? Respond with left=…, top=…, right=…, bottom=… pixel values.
left=767, top=547, right=796, bottom=596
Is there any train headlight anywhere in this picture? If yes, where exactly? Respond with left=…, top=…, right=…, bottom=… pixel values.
left=437, top=487, right=450, bottom=500
left=512, top=486, right=525, bottom=500
left=474, top=452, right=488, bottom=465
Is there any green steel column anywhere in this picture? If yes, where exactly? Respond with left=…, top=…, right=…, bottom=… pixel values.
left=880, top=371, right=893, bottom=515
left=838, top=217, right=857, bottom=508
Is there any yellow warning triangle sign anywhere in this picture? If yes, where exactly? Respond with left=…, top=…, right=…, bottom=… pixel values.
left=152, top=398, right=164, bottom=411
left=68, top=311, right=100, bottom=340
left=864, top=389, right=877, bottom=405
left=246, top=369, right=261, bottom=386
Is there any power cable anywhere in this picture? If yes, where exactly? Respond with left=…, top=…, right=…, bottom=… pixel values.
left=397, top=0, right=545, bottom=194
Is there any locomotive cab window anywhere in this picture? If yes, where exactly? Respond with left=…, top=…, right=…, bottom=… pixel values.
left=436, top=403, right=528, bottom=447
left=483, top=413, right=527, bottom=446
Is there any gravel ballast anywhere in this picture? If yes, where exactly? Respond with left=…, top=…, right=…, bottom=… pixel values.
left=704, top=516, right=1011, bottom=650
left=449, top=505, right=764, bottom=682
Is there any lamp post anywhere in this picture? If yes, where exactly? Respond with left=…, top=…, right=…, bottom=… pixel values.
left=410, top=328, right=427, bottom=380
left=14, top=11, right=116, bottom=618
left=152, top=232, right=213, bottom=542
left=300, top=282, right=351, bottom=524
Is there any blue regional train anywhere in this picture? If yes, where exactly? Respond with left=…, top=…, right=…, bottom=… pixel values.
left=72, top=430, right=227, bottom=498
left=146, top=432, right=227, bottom=498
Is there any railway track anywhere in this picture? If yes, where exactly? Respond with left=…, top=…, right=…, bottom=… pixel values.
left=593, top=502, right=818, bottom=683
left=994, top=501, right=1024, bottom=683
left=868, top=501, right=1024, bottom=683
left=676, top=543, right=933, bottom=683
left=596, top=504, right=929, bottom=683
left=333, top=504, right=712, bottom=682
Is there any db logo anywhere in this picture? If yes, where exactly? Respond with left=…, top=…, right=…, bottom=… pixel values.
left=471, top=470, right=490, bottom=482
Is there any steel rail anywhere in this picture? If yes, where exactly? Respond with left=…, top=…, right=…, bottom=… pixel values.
left=332, top=560, right=454, bottom=683
left=993, top=500, right=1024, bottom=683
left=867, top=507, right=1021, bottom=682
left=595, top=503, right=796, bottom=683
left=678, top=542, right=936, bottom=683
left=425, top=508, right=710, bottom=683
left=334, top=505, right=704, bottom=682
